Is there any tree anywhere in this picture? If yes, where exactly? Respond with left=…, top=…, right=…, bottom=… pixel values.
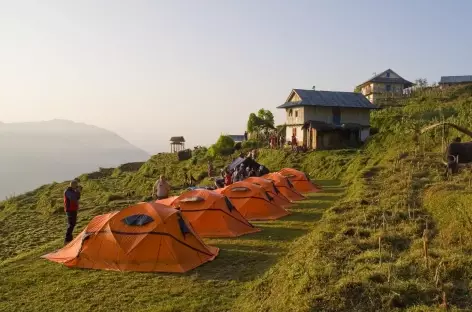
left=415, top=78, right=428, bottom=88
left=207, top=135, right=235, bottom=157
left=247, top=113, right=259, bottom=133
left=246, top=109, right=276, bottom=142
left=257, top=109, right=274, bottom=128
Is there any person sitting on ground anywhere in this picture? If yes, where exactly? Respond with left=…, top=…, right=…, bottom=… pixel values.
left=153, top=175, right=170, bottom=200
left=239, top=164, right=246, bottom=179
left=249, top=167, right=256, bottom=177
left=245, top=166, right=251, bottom=178
left=257, top=165, right=266, bottom=177
left=231, top=168, right=239, bottom=183
left=63, top=179, right=82, bottom=244
left=215, top=177, right=225, bottom=189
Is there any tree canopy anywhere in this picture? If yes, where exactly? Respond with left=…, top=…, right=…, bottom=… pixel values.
left=246, top=109, right=275, bottom=135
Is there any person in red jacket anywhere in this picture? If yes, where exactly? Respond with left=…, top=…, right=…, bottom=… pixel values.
left=224, top=170, right=233, bottom=186
left=63, top=180, right=82, bottom=244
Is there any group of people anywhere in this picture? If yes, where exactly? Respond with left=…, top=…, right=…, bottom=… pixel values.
left=269, top=134, right=285, bottom=149
left=215, top=164, right=266, bottom=188
left=267, top=133, right=301, bottom=153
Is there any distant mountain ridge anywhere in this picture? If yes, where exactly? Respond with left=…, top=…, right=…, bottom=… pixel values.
left=0, top=119, right=149, bottom=198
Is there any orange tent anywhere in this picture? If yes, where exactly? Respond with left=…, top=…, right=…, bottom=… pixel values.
left=215, top=181, right=290, bottom=221
left=42, top=202, right=218, bottom=273
left=164, top=189, right=260, bottom=237
left=278, top=168, right=321, bottom=194
left=263, top=172, right=306, bottom=201
left=155, top=196, right=179, bottom=206
left=244, top=176, right=293, bottom=208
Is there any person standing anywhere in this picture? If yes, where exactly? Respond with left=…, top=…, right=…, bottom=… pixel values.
left=154, top=175, right=170, bottom=200
left=224, top=170, right=233, bottom=186
left=207, top=160, right=213, bottom=178
left=291, top=135, right=298, bottom=152
left=64, top=180, right=82, bottom=244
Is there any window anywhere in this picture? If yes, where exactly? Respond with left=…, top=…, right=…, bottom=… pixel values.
left=288, top=109, right=293, bottom=117
left=122, top=214, right=154, bottom=226
left=386, top=85, right=391, bottom=92
left=292, top=127, right=297, bottom=136
left=295, top=110, right=298, bottom=118
left=386, top=72, right=390, bottom=78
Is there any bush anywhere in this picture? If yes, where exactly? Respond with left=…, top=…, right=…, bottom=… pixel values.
left=242, top=139, right=260, bottom=149
left=207, top=135, right=235, bottom=157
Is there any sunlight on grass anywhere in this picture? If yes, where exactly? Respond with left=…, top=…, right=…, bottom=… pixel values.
left=0, top=181, right=342, bottom=312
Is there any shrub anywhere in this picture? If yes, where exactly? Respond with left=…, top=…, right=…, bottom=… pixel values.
left=207, top=135, right=235, bottom=157
left=242, top=139, right=260, bottom=149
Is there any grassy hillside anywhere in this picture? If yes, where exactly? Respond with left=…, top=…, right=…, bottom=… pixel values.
left=2, top=85, right=472, bottom=311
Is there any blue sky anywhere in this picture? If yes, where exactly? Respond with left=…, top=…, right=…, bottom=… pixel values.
left=1, top=0, right=471, bottom=153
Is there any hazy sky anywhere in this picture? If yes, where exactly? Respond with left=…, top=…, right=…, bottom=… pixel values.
left=1, top=0, right=471, bottom=154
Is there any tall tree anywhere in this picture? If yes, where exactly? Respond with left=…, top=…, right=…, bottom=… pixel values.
left=246, top=109, right=276, bottom=142
left=257, top=109, right=275, bottom=128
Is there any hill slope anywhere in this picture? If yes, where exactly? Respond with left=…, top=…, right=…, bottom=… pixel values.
left=0, top=119, right=149, bottom=198
left=2, top=86, right=472, bottom=311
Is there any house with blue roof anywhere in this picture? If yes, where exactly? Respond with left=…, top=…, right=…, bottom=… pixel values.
left=356, top=69, right=414, bottom=104
left=439, top=75, right=472, bottom=88
left=277, top=88, right=377, bottom=150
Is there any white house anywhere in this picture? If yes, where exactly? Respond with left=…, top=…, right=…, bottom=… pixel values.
left=277, top=88, right=377, bottom=150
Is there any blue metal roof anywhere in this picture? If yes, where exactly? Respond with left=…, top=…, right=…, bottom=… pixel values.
left=439, top=76, right=472, bottom=84
left=278, top=89, right=377, bottom=109
left=356, top=69, right=413, bottom=88
left=228, top=135, right=245, bottom=142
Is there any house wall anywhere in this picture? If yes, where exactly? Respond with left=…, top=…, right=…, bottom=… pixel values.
left=285, top=125, right=304, bottom=145
left=285, top=107, right=304, bottom=125
left=303, top=106, right=370, bottom=126
left=379, top=71, right=401, bottom=79
left=372, top=82, right=404, bottom=94
left=287, top=92, right=301, bottom=102
left=361, top=83, right=374, bottom=96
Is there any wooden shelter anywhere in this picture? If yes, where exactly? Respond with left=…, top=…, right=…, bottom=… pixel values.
left=170, top=136, right=185, bottom=153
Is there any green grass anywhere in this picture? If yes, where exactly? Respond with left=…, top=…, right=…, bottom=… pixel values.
left=4, top=85, right=472, bottom=311
left=0, top=182, right=343, bottom=312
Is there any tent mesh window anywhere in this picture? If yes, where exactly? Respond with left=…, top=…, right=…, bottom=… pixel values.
left=122, top=214, right=154, bottom=226
left=177, top=213, right=191, bottom=235
left=231, top=187, right=250, bottom=192
left=224, top=196, right=234, bottom=212
left=180, top=196, right=204, bottom=203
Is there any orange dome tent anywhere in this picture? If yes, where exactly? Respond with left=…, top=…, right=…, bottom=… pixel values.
left=215, top=181, right=290, bottom=221
left=165, top=189, right=260, bottom=237
left=278, top=168, right=321, bottom=194
left=155, top=196, right=179, bottom=206
left=244, top=176, right=293, bottom=208
left=42, top=202, right=218, bottom=273
left=263, top=173, right=306, bottom=201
